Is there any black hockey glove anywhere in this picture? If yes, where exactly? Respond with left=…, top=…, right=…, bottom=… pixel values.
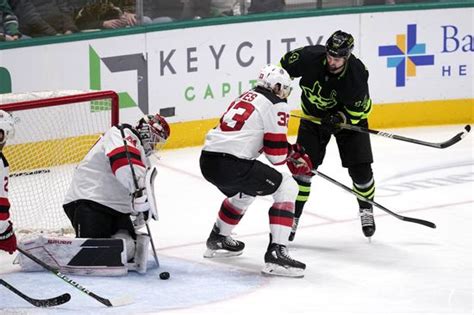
left=320, top=111, right=347, bottom=134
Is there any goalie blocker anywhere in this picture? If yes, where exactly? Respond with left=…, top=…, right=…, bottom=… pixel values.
left=16, top=234, right=150, bottom=276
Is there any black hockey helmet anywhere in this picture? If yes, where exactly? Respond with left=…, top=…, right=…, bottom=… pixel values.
left=326, top=30, right=354, bottom=58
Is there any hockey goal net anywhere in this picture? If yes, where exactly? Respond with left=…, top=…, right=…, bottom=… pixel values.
left=0, top=90, right=119, bottom=236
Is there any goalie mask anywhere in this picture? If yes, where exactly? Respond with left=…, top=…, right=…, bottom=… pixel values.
left=136, top=114, right=170, bottom=156
left=0, top=110, right=15, bottom=145
left=256, top=64, right=293, bottom=99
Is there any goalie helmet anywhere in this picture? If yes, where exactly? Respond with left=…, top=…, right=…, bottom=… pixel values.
left=256, top=64, right=293, bottom=99
left=136, top=113, right=170, bottom=156
left=326, top=30, right=354, bottom=58
left=0, top=110, right=15, bottom=145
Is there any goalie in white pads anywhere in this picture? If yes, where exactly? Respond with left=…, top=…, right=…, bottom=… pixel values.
left=19, top=113, right=170, bottom=275
left=200, top=65, right=313, bottom=278
left=0, top=111, right=17, bottom=255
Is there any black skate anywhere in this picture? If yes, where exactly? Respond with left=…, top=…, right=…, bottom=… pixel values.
left=359, top=207, right=376, bottom=238
left=262, top=243, right=306, bottom=278
left=203, top=225, right=245, bottom=258
left=288, top=217, right=300, bottom=242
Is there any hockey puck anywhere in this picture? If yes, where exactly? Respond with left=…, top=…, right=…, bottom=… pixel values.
left=159, top=272, right=170, bottom=280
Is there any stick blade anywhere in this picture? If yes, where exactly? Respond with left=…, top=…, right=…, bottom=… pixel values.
left=108, top=295, right=134, bottom=307
left=33, top=293, right=71, bottom=307
left=402, top=216, right=436, bottom=228
left=438, top=125, right=471, bottom=149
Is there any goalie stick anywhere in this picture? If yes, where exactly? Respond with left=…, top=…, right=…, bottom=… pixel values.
left=291, top=114, right=471, bottom=149
left=119, top=126, right=160, bottom=267
left=0, top=279, right=71, bottom=307
left=17, top=247, right=132, bottom=307
left=313, top=171, right=436, bottom=229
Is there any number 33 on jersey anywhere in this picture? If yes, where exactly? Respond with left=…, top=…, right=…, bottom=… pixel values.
left=204, top=88, right=291, bottom=166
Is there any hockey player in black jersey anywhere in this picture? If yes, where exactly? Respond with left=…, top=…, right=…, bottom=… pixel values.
left=279, top=30, right=376, bottom=240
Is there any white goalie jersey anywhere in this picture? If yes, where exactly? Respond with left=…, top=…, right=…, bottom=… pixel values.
left=64, top=125, right=150, bottom=214
left=203, top=87, right=290, bottom=165
left=0, top=153, right=10, bottom=233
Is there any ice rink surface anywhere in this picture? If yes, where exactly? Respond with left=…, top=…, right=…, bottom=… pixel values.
left=0, top=124, right=472, bottom=315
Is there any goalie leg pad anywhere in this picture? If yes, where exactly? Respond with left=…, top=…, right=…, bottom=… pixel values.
left=128, top=233, right=150, bottom=274
left=17, top=235, right=128, bottom=276
left=112, top=229, right=136, bottom=262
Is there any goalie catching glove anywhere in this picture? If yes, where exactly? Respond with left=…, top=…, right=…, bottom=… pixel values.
left=286, top=143, right=313, bottom=176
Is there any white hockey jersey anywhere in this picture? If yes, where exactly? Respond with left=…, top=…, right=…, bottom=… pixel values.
left=0, top=153, right=10, bottom=232
left=64, top=125, right=150, bottom=214
left=203, top=87, right=290, bottom=165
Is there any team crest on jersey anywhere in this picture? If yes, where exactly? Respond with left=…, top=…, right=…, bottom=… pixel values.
left=125, top=135, right=137, bottom=146
left=301, top=81, right=337, bottom=110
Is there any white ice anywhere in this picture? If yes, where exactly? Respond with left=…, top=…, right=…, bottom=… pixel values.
left=0, top=124, right=472, bottom=315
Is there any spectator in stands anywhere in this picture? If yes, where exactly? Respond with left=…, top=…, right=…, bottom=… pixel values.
left=0, top=0, right=21, bottom=41
left=248, top=0, right=285, bottom=14
left=181, top=0, right=249, bottom=19
left=141, top=0, right=185, bottom=24
left=72, top=0, right=136, bottom=31
left=209, top=0, right=249, bottom=16
left=181, top=0, right=211, bottom=20
left=10, top=0, right=77, bottom=38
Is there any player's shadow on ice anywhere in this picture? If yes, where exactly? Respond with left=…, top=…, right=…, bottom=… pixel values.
left=202, top=256, right=266, bottom=275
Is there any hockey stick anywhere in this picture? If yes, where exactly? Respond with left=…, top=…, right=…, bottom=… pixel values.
left=16, top=247, right=132, bottom=307
left=313, top=171, right=436, bottom=229
left=0, top=279, right=71, bottom=307
left=291, top=113, right=471, bottom=149
left=145, top=222, right=160, bottom=267
left=119, top=126, right=160, bottom=267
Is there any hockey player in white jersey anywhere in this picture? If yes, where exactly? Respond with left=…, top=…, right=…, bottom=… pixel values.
left=200, top=64, right=313, bottom=278
left=0, top=110, right=17, bottom=255
left=20, top=113, right=171, bottom=275
left=63, top=113, right=169, bottom=267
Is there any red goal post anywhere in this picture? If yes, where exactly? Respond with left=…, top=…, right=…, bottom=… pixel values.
left=0, top=90, right=119, bottom=235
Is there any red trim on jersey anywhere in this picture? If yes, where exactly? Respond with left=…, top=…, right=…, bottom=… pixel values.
left=0, top=198, right=10, bottom=207
left=263, top=133, right=288, bottom=157
left=0, top=212, right=9, bottom=220
left=107, top=145, right=141, bottom=158
left=108, top=146, right=145, bottom=174
left=110, top=158, right=145, bottom=175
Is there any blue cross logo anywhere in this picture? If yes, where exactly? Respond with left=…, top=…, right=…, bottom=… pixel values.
left=379, top=24, right=435, bottom=87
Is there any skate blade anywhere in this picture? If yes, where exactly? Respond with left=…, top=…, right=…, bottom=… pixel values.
left=261, top=263, right=304, bottom=278
left=203, top=248, right=243, bottom=258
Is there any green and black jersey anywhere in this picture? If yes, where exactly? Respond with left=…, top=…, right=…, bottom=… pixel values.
left=280, top=45, right=372, bottom=125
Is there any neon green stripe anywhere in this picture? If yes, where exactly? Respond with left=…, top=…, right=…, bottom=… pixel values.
left=345, top=108, right=364, bottom=117
left=353, top=185, right=375, bottom=197
left=296, top=195, right=309, bottom=202
left=298, top=185, right=311, bottom=192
